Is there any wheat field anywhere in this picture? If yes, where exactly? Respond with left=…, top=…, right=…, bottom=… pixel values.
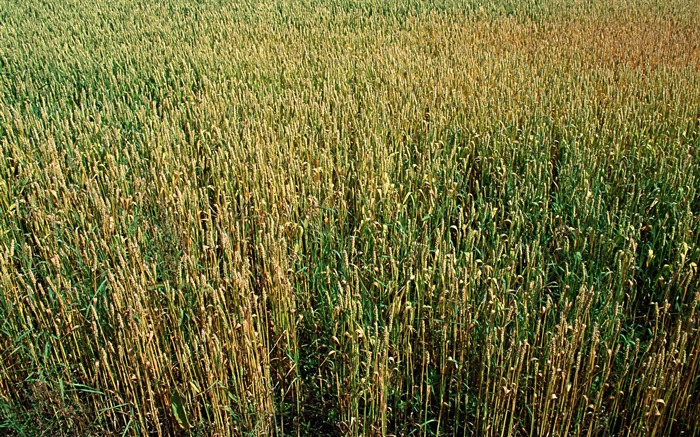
left=1, top=0, right=699, bottom=435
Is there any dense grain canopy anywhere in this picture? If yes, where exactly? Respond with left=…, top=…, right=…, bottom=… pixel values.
left=1, top=0, right=699, bottom=435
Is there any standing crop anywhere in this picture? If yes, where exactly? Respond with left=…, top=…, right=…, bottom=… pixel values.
left=1, top=0, right=699, bottom=435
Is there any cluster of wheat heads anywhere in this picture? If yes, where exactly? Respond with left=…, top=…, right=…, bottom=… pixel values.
left=1, top=0, right=699, bottom=435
